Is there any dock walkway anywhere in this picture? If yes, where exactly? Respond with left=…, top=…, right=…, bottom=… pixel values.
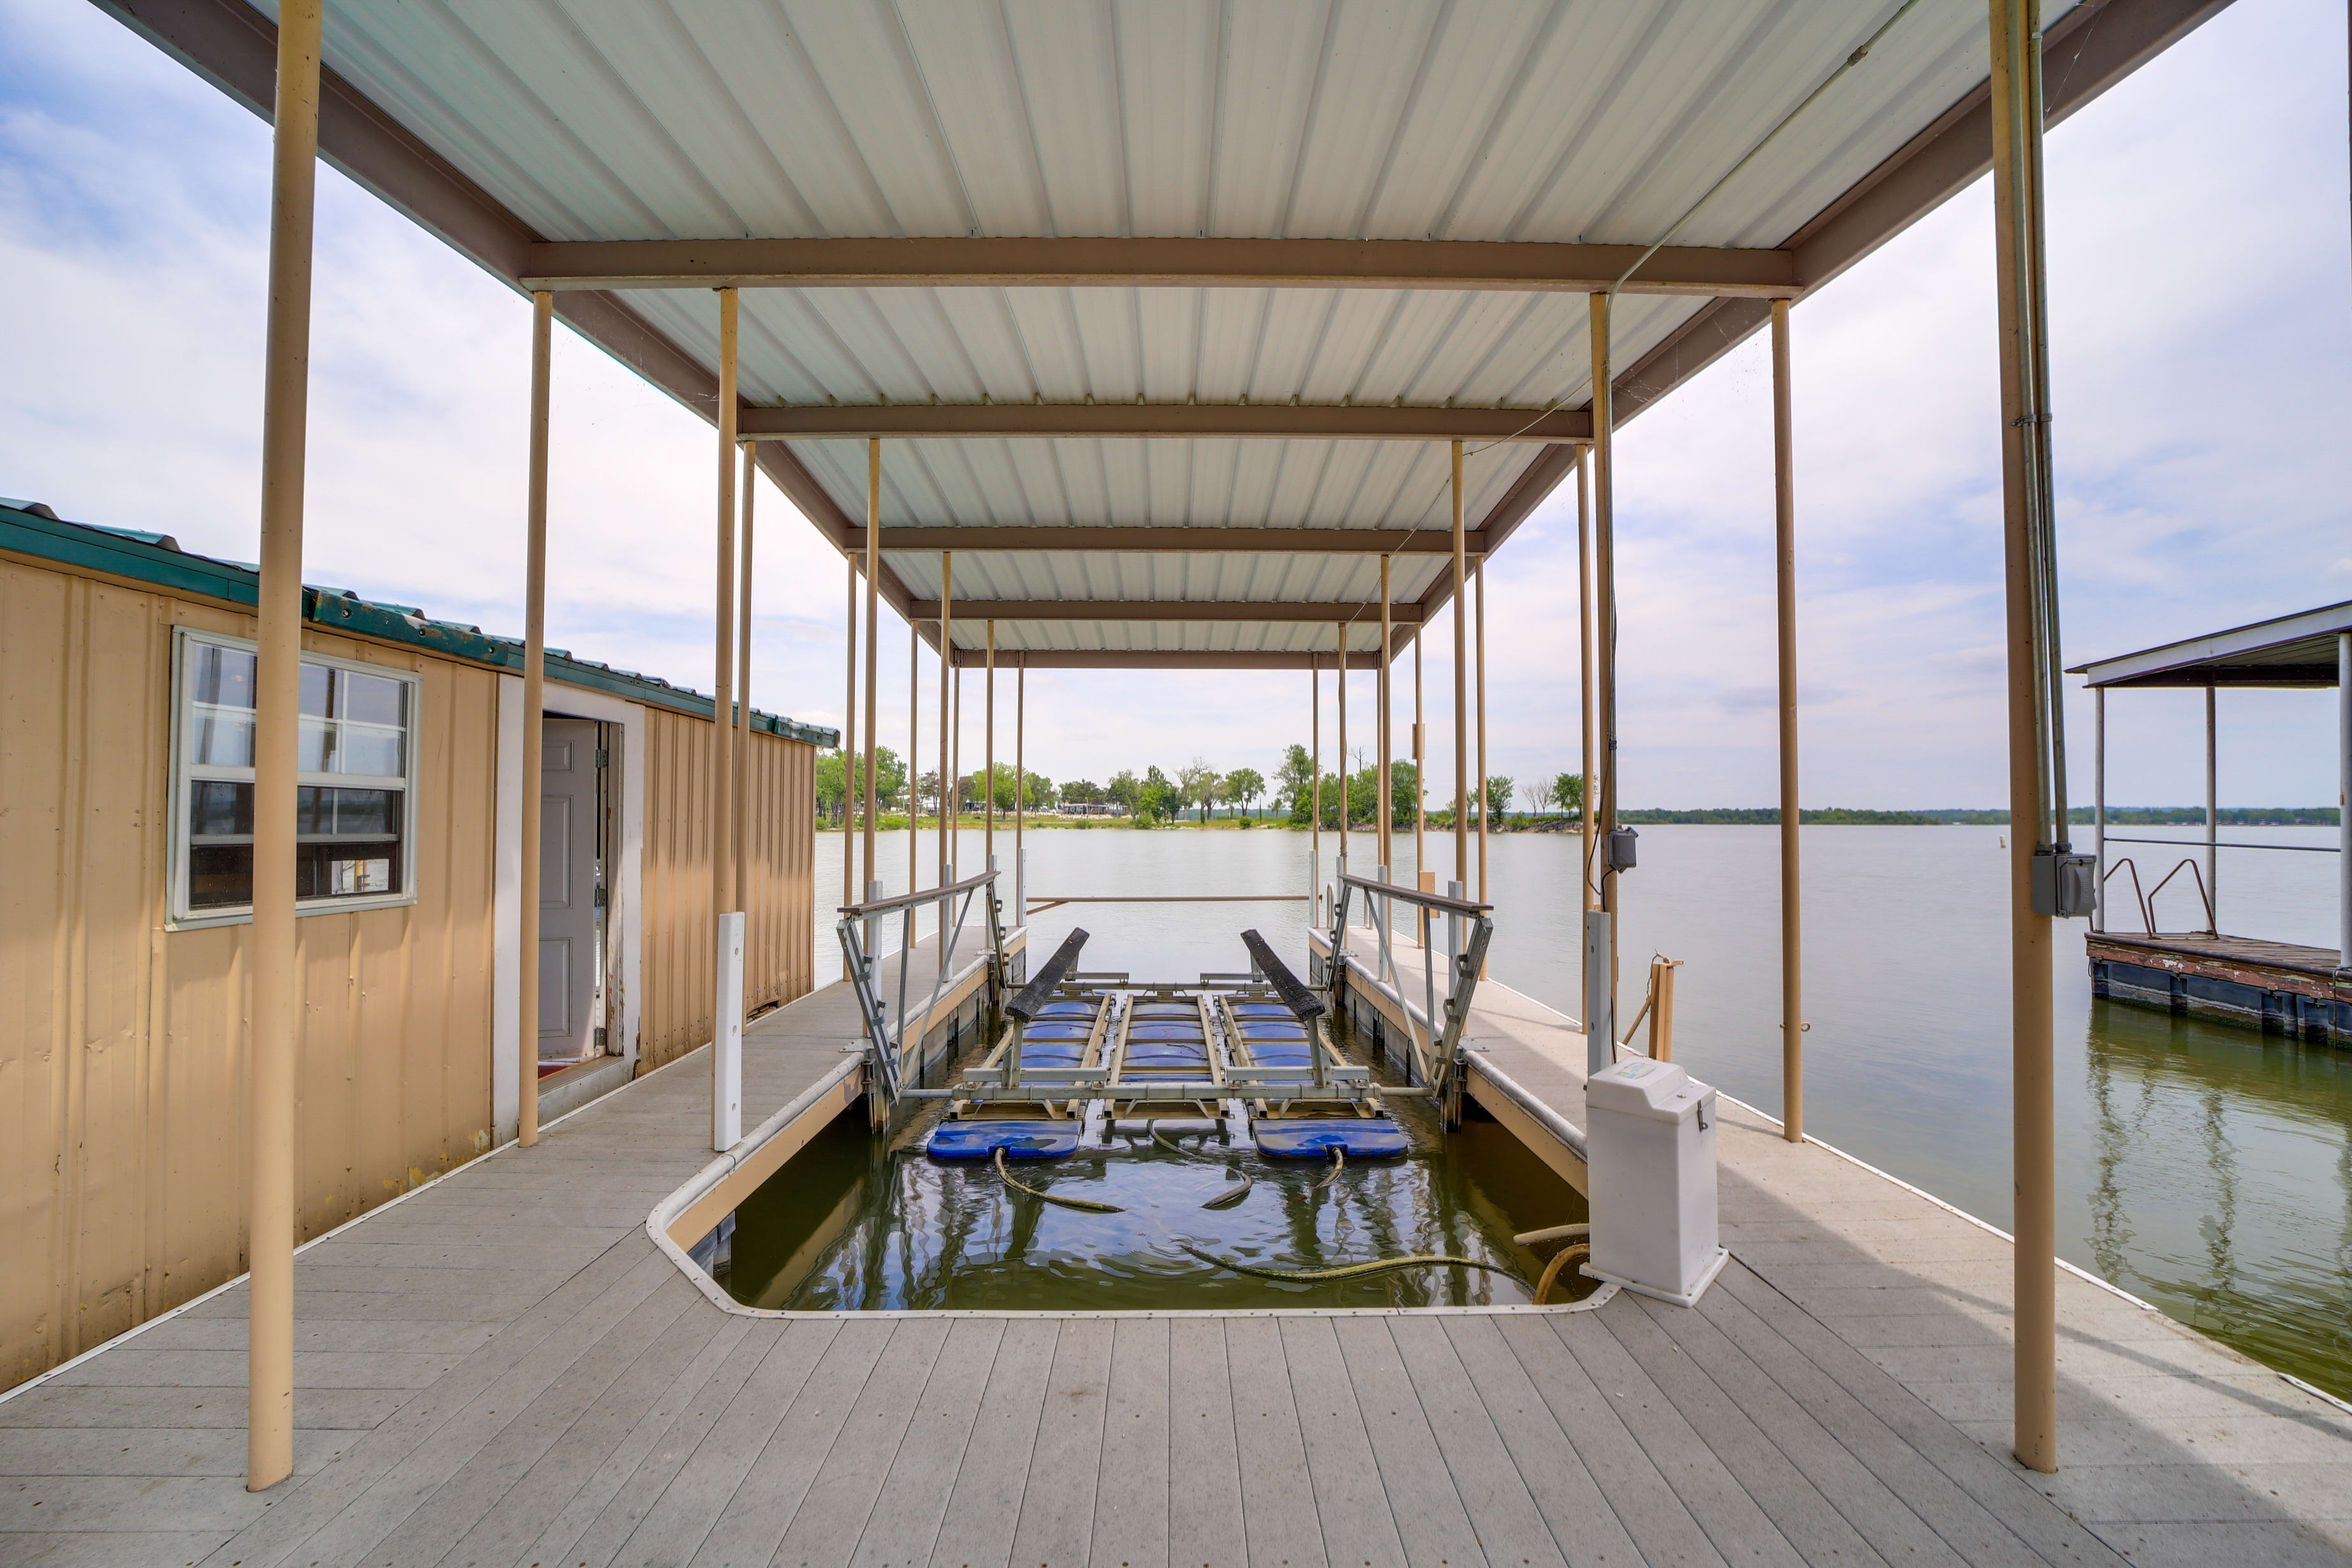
left=8, top=928, right=2352, bottom=1567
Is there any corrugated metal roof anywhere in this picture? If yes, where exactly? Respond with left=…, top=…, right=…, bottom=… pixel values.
left=272, top=0, right=2081, bottom=655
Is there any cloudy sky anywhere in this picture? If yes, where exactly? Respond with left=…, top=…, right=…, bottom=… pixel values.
left=4, top=0, right=2346, bottom=810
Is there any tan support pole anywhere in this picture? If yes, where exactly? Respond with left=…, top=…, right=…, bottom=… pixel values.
left=1379, top=555, right=1393, bottom=872
left=1451, top=440, right=1469, bottom=885
left=908, top=618, right=919, bottom=884
left=938, top=553, right=952, bottom=879
left=861, top=441, right=881, bottom=894
left=1311, top=653, right=1323, bottom=917
left=713, top=292, right=738, bottom=923
left=2204, top=686, right=2218, bottom=931
left=1578, top=451, right=1595, bottom=912
left=1773, top=298, right=1803, bottom=1143
left=1476, top=553, right=1488, bottom=906
left=841, top=552, right=855, bottom=937
left=985, top=621, right=996, bottom=865
left=736, top=441, right=756, bottom=903
left=952, top=664, right=963, bottom=832
left=519, top=290, right=552, bottom=1149
left=1989, top=0, right=2058, bottom=1475
left=1414, top=631, right=1427, bottom=889
left=1015, top=653, right=1026, bottom=920
left=1590, top=294, right=1619, bottom=1012
left=1337, top=623, right=1349, bottom=866
left=246, top=0, right=321, bottom=1493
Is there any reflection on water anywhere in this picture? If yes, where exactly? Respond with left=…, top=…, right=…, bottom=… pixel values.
left=726, top=1020, right=1585, bottom=1312
left=809, top=826, right=2352, bottom=1393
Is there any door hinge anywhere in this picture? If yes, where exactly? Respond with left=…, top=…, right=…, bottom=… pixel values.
left=593, top=884, right=608, bottom=909
left=595, top=748, right=611, bottom=769
left=593, top=1025, right=608, bottom=1049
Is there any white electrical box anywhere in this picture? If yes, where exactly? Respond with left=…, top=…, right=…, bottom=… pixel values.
left=1583, top=1057, right=1728, bottom=1307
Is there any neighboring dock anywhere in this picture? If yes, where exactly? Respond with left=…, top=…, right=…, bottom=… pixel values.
left=2089, top=930, right=2351, bottom=1041
left=8, top=928, right=2352, bottom=1568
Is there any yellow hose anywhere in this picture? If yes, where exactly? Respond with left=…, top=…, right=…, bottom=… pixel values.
left=994, top=1147, right=1124, bottom=1213
left=1181, top=1242, right=1523, bottom=1287
left=1532, top=1244, right=1591, bottom=1305
left=1312, top=1145, right=1346, bottom=1191
left=1154, top=1128, right=1255, bottom=1209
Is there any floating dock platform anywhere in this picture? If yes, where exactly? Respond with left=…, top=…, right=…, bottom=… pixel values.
left=2089, top=930, right=2351, bottom=1042
left=10, top=920, right=2352, bottom=1567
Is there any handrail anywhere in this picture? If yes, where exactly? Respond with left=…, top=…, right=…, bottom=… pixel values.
left=2103, top=835, right=2339, bottom=855
left=838, top=864, right=997, bottom=919
left=2144, top=856, right=2216, bottom=936
left=1337, top=869, right=1491, bottom=917
left=2100, top=857, right=2150, bottom=934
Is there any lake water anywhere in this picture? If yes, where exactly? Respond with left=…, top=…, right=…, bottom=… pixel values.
left=813, top=822, right=2350, bottom=1394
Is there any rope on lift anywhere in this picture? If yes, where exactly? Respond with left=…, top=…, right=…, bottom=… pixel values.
left=993, top=1146, right=1123, bottom=1214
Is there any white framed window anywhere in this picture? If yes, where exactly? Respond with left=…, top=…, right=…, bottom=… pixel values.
left=170, top=627, right=421, bottom=927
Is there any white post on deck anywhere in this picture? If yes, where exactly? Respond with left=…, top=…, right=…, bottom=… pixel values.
left=2339, top=632, right=2349, bottom=970
left=2205, top=685, right=2219, bottom=933
left=246, top=0, right=321, bottom=1493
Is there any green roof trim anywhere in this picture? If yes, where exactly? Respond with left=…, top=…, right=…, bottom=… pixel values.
left=0, top=503, right=838, bottom=747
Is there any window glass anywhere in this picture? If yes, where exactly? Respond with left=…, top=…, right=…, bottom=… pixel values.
left=178, top=635, right=416, bottom=918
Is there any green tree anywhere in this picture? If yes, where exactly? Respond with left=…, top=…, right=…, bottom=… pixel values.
left=815, top=746, right=906, bottom=823
left=1519, top=780, right=1548, bottom=817
left=1275, top=744, right=1315, bottom=817
left=1107, top=769, right=1142, bottom=814
left=1177, top=759, right=1220, bottom=822
left=1061, top=778, right=1105, bottom=806
left=1485, top=775, right=1514, bottom=825
left=1221, top=767, right=1265, bottom=819
left=1389, top=759, right=1419, bottom=827
left=1550, top=771, right=1585, bottom=816
left=1137, top=765, right=1180, bottom=823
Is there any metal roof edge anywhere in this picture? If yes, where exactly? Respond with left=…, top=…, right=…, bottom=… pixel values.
left=2066, top=600, right=2352, bottom=686
left=0, top=504, right=838, bottom=747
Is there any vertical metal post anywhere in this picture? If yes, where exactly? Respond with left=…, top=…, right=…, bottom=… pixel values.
left=2340, top=634, right=2351, bottom=969
left=1451, top=440, right=1469, bottom=883
left=736, top=441, right=756, bottom=903
left=1772, top=298, right=1803, bottom=1143
left=2093, top=687, right=2106, bottom=934
left=985, top=621, right=996, bottom=866
left=860, top=440, right=880, bottom=898
left=1475, top=553, right=1488, bottom=906
left=908, top=619, right=919, bottom=885
left=952, top=664, right=962, bottom=833
left=2205, top=685, right=2219, bottom=933
left=1310, top=653, right=1322, bottom=920
left=1989, top=0, right=2058, bottom=1475
left=1590, top=294, right=1620, bottom=1017
left=1413, top=632, right=1426, bottom=887
left=841, top=553, right=856, bottom=976
left=245, top=0, right=320, bottom=1493
left=1337, top=622, right=1349, bottom=868
left=1578, top=450, right=1595, bottom=913
left=711, top=289, right=741, bottom=1153
left=1379, top=556, right=1393, bottom=873
left=2339, top=633, right=2350, bottom=969
left=519, top=291, right=551, bottom=1149
left=938, top=553, right=952, bottom=880
left=1015, top=654, right=1026, bottom=925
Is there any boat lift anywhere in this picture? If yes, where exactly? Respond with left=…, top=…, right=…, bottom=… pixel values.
left=1323, top=868, right=1494, bottom=1126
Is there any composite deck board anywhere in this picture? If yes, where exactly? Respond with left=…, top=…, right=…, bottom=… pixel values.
left=8, top=931, right=2352, bottom=1568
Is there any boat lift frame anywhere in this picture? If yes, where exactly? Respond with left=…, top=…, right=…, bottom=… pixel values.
left=836, top=861, right=1007, bottom=1106
left=1326, top=867, right=1493, bottom=1123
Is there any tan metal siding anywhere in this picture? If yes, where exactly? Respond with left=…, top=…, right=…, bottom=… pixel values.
left=639, top=709, right=818, bottom=1072
left=0, top=557, right=498, bottom=1390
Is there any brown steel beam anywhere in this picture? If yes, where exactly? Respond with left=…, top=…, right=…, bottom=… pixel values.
left=909, top=599, right=1422, bottom=625
left=742, top=402, right=1588, bottom=442
left=950, top=648, right=1379, bottom=671
left=875, top=526, right=1482, bottom=555
left=523, top=236, right=1795, bottom=296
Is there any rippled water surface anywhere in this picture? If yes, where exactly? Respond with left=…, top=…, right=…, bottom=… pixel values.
left=799, top=825, right=2350, bottom=1394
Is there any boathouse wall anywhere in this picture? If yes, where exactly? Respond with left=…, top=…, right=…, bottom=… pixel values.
left=0, top=507, right=832, bottom=1391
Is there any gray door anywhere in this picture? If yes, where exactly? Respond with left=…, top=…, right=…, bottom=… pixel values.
left=539, top=718, right=603, bottom=1069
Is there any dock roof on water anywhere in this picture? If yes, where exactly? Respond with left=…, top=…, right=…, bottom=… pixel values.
left=103, top=0, right=2225, bottom=667
left=2068, top=600, right=2352, bottom=689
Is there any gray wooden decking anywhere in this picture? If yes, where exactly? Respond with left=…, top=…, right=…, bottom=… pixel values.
left=8, top=929, right=2352, bottom=1568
